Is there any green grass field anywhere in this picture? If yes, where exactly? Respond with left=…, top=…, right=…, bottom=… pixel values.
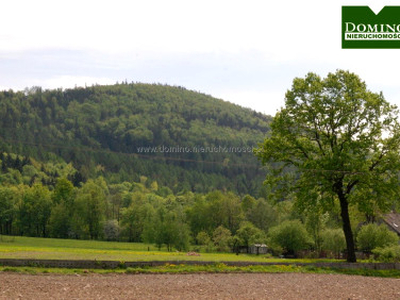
left=0, top=235, right=296, bottom=263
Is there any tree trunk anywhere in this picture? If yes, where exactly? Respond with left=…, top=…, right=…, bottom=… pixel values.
left=338, top=193, right=357, bottom=262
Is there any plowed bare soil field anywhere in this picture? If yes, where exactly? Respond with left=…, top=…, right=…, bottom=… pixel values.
left=1, top=272, right=400, bottom=299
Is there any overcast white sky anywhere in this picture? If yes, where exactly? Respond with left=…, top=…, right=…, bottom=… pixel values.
left=1, top=0, right=400, bottom=115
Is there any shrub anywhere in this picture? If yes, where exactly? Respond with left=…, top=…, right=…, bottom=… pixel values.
left=103, top=220, right=120, bottom=241
left=321, top=228, right=346, bottom=258
left=196, top=231, right=211, bottom=245
left=196, top=231, right=214, bottom=253
left=372, top=245, right=400, bottom=262
left=357, top=223, right=399, bottom=253
left=268, top=220, right=311, bottom=256
left=234, top=221, right=266, bottom=247
left=212, top=226, right=232, bottom=252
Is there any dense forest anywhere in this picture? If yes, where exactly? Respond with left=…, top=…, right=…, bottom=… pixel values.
left=0, top=83, right=271, bottom=196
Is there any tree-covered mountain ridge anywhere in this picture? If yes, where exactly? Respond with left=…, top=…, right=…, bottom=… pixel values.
left=0, top=82, right=271, bottom=195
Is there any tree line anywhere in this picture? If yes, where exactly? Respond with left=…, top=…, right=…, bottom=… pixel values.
left=1, top=151, right=397, bottom=256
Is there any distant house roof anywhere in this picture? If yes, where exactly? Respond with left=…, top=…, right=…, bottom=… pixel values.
left=382, top=212, right=400, bottom=236
left=252, top=244, right=267, bottom=248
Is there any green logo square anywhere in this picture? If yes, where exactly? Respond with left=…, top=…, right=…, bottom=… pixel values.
left=342, top=6, right=400, bottom=49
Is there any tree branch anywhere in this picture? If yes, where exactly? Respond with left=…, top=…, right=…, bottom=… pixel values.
left=346, top=179, right=359, bottom=195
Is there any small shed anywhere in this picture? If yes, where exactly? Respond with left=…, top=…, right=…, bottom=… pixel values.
left=233, top=244, right=268, bottom=255
left=249, top=244, right=268, bottom=255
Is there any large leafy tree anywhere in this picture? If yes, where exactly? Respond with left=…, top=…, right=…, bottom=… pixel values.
left=255, top=70, right=400, bottom=262
left=18, top=184, right=52, bottom=237
left=72, top=178, right=108, bottom=240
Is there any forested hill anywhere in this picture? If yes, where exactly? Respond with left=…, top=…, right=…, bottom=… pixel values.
left=0, top=83, right=271, bottom=195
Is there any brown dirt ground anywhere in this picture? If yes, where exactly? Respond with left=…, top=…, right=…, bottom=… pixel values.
left=0, top=272, right=399, bottom=299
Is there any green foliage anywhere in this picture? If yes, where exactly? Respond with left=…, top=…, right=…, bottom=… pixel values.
left=241, top=195, right=256, bottom=213
left=196, top=231, right=211, bottom=246
left=0, top=185, right=19, bottom=235
left=305, top=210, right=329, bottom=253
left=18, top=184, right=52, bottom=237
left=186, top=191, right=244, bottom=238
left=0, top=165, right=353, bottom=255
left=0, top=83, right=271, bottom=195
left=255, top=70, right=400, bottom=262
left=205, top=191, right=244, bottom=234
left=372, top=245, right=400, bottom=263
left=144, top=205, right=191, bottom=252
left=48, top=178, right=75, bottom=238
left=212, top=226, right=232, bottom=252
left=268, top=220, right=311, bottom=255
left=246, top=198, right=278, bottom=232
left=49, top=202, right=70, bottom=238
left=120, top=192, right=152, bottom=242
left=72, top=178, right=108, bottom=239
left=196, top=231, right=214, bottom=253
left=234, top=221, right=266, bottom=247
left=103, top=220, right=120, bottom=241
left=356, top=223, right=399, bottom=252
left=52, top=178, right=74, bottom=206
left=321, top=228, right=346, bottom=258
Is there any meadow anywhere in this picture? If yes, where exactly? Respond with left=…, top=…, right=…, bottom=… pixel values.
left=0, top=235, right=284, bottom=262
